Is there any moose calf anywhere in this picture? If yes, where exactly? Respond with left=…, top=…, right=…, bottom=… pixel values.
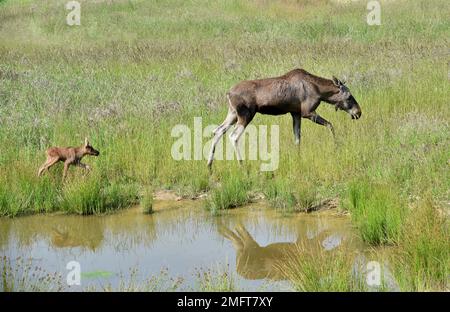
left=38, top=138, right=100, bottom=180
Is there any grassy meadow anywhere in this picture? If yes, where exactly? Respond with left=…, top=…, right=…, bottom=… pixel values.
left=0, top=0, right=449, bottom=291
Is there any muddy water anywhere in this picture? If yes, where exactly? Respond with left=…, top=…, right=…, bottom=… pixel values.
left=0, top=199, right=365, bottom=291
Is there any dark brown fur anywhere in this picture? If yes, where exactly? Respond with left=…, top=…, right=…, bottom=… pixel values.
left=38, top=138, right=99, bottom=180
left=207, top=68, right=362, bottom=168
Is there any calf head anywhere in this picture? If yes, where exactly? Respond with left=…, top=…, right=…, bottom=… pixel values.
left=82, top=138, right=100, bottom=156
left=331, top=77, right=362, bottom=120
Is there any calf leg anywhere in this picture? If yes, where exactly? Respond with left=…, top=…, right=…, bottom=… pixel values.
left=76, top=162, right=91, bottom=171
left=38, top=157, right=59, bottom=177
left=306, top=113, right=335, bottom=138
left=63, top=161, right=71, bottom=181
left=291, top=112, right=301, bottom=145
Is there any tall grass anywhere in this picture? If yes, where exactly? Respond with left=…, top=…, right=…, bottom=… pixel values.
left=61, top=174, right=138, bottom=215
left=141, top=186, right=154, bottom=214
left=344, top=181, right=407, bottom=245
left=0, top=169, right=138, bottom=216
left=0, top=0, right=448, bottom=290
left=95, top=268, right=183, bottom=292
left=0, top=0, right=448, bottom=217
left=393, top=199, right=449, bottom=291
left=194, top=266, right=237, bottom=292
left=264, top=179, right=318, bottom=213
left=2, top=257, right=237, bottom=292
left=0, top=174, right=60, bottom=216
left=279, top=245, right=367, bottom=292
left=1, top=256, right=64, bottom=292
left=205, top=171, right=251, bottom=214
left=264, top=179, right=298, bottom=212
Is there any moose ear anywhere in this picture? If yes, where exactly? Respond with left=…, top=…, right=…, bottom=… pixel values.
left=84, top=137, right=89, bottom=147
left=332, top=76, right=340, bottom=87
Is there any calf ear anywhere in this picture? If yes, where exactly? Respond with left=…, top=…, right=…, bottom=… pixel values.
left=332, top=76, right=340, bottom=87
left=84, top=137, right=89, bottom=147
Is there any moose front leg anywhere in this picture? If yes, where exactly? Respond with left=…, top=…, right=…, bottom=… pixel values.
left=306, top=113, right=335, bottom=139
left=291, top=113, right=301, bottom=145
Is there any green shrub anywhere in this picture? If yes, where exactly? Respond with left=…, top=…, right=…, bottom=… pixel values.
left=195, top=267, right=236, bottom=292
left=345, top=181, right=406, bottom=245
left=264, top=179, right=297, bottom=212
left=0, top=173, right=60, bottom=217
left=264, top=179, right=318, bottom=213
left=206, top=174, right=251, bottom=213
left=61, top=175, right=138, bottom=215
left=141, top=187, right=154, bottom=214
left=280, top=245, right=366, bottom=292
left=393, top=199, right=449, bottom=290
left=297, top=183, right=318, bottom=213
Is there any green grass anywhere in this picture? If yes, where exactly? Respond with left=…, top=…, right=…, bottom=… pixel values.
left=1, top=257, right=237, bottom=292
left=0, top=0, right=448, bottom=291
left=0, top=0, right=448, bottom=218
left=0, top=173, right=60, bottom=216
left=1, top=256, right=64, bottom=292
left=61, top=174, right=138, bottom=215
left=393, top=199, right=449, bottom=291
left=264, top=179, right=298, bottom=212
left=140, top=186, right=153, bottom=214
left=264, top=178, right=318, bottom=213
left=194, top=266, right=237, bottom=292
left=344, top=180, right=407, bottom=245
left=0, top=168, right=138, bottom=216
left=205, top=171, right=251, bottom=213
left=279, top=245, right=368, bottom=292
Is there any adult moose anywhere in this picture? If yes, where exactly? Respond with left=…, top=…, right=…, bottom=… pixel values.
left=207, top=68, right=362, bottom=169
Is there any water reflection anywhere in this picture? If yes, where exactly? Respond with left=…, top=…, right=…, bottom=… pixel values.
left=51, top=228, right=103, bottom=250
left=0, top=201, right=363, bottom=290
left=219, top=224, right=294, bottom=280
left=0, top=208, right=159, bottom=252
left=219, top=218, right=352, bottom=281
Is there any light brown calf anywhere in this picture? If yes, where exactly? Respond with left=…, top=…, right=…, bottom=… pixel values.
left=38, top=138, right=100, bottom=180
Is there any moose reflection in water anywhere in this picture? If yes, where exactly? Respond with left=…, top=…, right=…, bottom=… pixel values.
left=219, top=222, right=346, bottom=280
left=51, top=227, right=103, bottom=250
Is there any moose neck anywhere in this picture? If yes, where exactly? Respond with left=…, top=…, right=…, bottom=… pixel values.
left=317, top=80, right=340, bottom=105
left=74, top=146, right=85, bottom=159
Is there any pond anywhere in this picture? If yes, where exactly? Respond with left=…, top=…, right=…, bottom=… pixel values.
left=0, top=198, right=369, bottom=291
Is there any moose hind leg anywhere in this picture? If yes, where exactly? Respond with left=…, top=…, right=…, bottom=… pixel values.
left=229, top=124, right=245, bottom=163
left=213, top=108, right=236, bottom=135
left=38, top=157, right=59, bottom=177
left=207, top=111, right=237, bottom=168
left=229, top=110, right=255, bottom=164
